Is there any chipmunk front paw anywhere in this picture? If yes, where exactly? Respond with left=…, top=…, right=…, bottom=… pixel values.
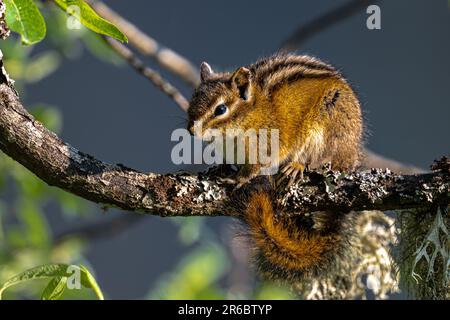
left=277, top=162, right=306, bottom=187
left=218, top=165, right=260, bottom=189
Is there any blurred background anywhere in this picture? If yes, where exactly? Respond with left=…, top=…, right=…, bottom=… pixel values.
left=0, top=0, right=449, bottom=299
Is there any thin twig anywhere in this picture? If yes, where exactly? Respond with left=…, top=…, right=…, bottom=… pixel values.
left=88, top=0, right=200, bottom=88
left=281, top=0, right=380, bottom=51
left=105, top=37, right=189, bottom=111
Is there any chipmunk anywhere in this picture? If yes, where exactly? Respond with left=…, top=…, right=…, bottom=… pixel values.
left=187, top=53, right=363, bottom=282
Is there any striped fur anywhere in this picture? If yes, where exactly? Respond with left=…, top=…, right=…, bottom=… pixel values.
left=188, top=53, right=363, bottom=283
left=244, top=191, right=351, bottom=281
left=249, top=54, right=339, bottom=96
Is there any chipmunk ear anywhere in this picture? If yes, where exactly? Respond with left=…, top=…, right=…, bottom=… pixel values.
left=200, top=62, right=214, bottom=82
left=231, top=67, right=252, bottom=101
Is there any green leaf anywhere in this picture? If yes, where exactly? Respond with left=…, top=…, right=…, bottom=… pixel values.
left=79, top=265, right=104, bottom=300
left=54, top=0, right=127, bottom=42
left=41, top=276, right=67, bottom=300
left=0, top=264, right=67, bottom=299
left=4, top=0, right=46, bottom=45
left=0, top=264, right=104, bottom=300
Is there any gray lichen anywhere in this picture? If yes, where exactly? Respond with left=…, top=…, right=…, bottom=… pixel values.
left=397, top=206, right=450, bottom=299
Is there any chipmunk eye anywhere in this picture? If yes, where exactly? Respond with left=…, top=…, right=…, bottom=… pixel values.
left=214, top=104, right=228, bottom=117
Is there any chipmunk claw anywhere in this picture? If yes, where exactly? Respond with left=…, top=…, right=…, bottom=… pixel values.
left=218, top=176, right=251, bottom=189
left=277, top=162, right=305, bottom=188
left=218, top=177, right=237, bottom=185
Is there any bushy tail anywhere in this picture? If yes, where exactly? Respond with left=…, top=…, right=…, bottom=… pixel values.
left=244, top=191, right=346, bottom=280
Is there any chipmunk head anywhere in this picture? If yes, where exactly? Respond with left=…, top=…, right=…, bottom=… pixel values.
left=187, top=62, right=256, bottom=138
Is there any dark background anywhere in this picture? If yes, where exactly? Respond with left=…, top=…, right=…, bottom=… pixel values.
left=21, top=0, right=450, bottom=298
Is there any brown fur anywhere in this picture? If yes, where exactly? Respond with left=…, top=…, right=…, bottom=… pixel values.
left=188, top=53, right=362, bottom=282
left=242, top=190, right=353, bottom=282
left=188, top=53, right=362, bottom=176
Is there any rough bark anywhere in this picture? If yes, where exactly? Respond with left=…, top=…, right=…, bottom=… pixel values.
left=0, top=76, right=448, bottom=219
left=0, top=83, right=231, bottom=217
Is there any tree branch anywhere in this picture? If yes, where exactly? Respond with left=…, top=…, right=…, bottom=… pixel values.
left=280, top=0, right=380, bottom=51
left=0, top=1, right=10, bottom=40
left=0, top=70, right=448, bottom=219
left=279, top=163, right=448, bottom=215
left=0, top=1, right=445, bottom=220
left=88, top=0, right=422, bottom=175
left=104, top=37, right=189, bottom=111
left=86, top=0, right=200, bottom=88
left=0, top=84, right=230, bottom=217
